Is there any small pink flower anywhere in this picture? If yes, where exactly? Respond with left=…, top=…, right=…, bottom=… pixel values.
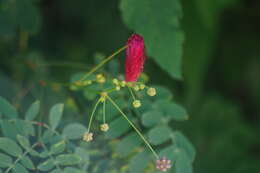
left=156, top=157, right=172, bottom=172
left=125, top=34, right=146, bottom=82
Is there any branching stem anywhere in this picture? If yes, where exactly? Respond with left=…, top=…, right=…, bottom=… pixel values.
left=79, top=45, right=127, bottom=82
left=107, top=95, right=159, bottom=159
left=87, top=99, right=101, bottom=132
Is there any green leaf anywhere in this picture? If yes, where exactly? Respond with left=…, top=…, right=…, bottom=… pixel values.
left=17, top=135, right=30, bottom=149
left=28, top=149, right=40, bottom=157
left=141, top=110, right=164, bottom=127
left=154, top=100, right=189, bottom=121
left=159, top=145, right=180, bottom=162
left=13, top=163, right=29, bottom=173
left=0, top=137, right=22, bottom=157
left=116, top=133, right=142, bottom=157
left=0, top=153, right=12, bottom=168
left=120, top=0, right=184, bottom=79
left=62, top=123, right=87, bottom=140
left=2, top=0, right=42, bottom=34
left=20, top=156, right=35, bottom=170
left=75, top=147, right=89, bottom=163
left=50, top=140, right=66, bottom=155
left=129, top=150, right=151, bottom=173
left=49, top=103, right=64, bottom=130
left=172, top=131, right=196, bottom=162
left=0, top=119, right=19, bottom=139
left=64, top=167, right=85, bottom=173
left=25, top=100, right=40, bottom=121
left=106, top=117, right=131, bottom=139
left=168, top=103, right=189, bottom=121
left=42, top=129, right=54, bottom=144
left=56, top=154, right=82, bottom=166
left=37, top=159, right=55, bottom=171
left=38, top=151, right=49, bottom=158
left=175, top=151, right=193, bottom=173
left=50, top=169, right=63, bottom=173
left=0, top=96, right=18, bottom=118
left=153, top=86, right=173, bottom=100
left=20, top=120, right=35, bottom=137
left=0, top=119, right=35, bottom=139
left=148, top=126, right=172, bottom=145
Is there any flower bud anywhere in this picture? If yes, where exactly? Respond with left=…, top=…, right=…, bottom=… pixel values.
left=96, top=74, right=106, bottom=83
left=116, top=86, right=121, bottom=91
left=132, top=100, right=141, bottom=108
left=100, top=92, right=107, bottom=102
left=83, top=132, right=93, bottom=142
left=100, top=123, right=109, bottom=132
left=112, top=78, right=119, bottom=85
left=147, top=87, right=156, bottom=96
left=83, top=80, right=92, bottom=86
left=139, top=84, right=145, bottom=90
left=133, top=85, right=140, bottom=91
left=156, top=157, right=172, bottom=172
left=120, top=81, right=126, bottom=87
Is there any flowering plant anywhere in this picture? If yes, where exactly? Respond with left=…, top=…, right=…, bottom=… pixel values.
left=0, top=34, right=194, bottom=173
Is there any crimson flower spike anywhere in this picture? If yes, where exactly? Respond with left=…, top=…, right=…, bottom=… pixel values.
left=125, top=34, right=146, bottom=82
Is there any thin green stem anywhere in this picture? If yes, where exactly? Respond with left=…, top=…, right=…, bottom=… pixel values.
left=107, top=95, right=159, bottom=159
left=5, top=142, right=39, bottom=173
left=37, top=61, right=90, bottom=70
left=40, top=142, right=61, bottom=170
left=103, top=99, right=106, bottom=123
left=37, top=46, right=127, bottom=88
left=87, top=99, right=101, bottom=132
left=79, top=45, right=127, bottom=82
left=127, top=86, right=136, bottom=100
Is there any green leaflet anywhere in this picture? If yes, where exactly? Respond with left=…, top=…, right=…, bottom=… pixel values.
left=0, top=153, right=12, bottom=168
left=49, top=103, right=64, bottom=130
left=62, top=123, right=87, bottom=140
left=0, top=96, right=18, bottom=118
left=0, top=137, right=22, bottom=157
left=25, top=100, right=40, bottom=121
left=56, top=154, right=82, bottom=166
left=148, top=126, right=172, bottom=145
left=13, top=163, right=29, bottom=173
left=37, top=159, right=55, bottom=171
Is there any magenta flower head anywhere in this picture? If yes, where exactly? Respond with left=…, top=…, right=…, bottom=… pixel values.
left=125, top=34, right=146, bottom=82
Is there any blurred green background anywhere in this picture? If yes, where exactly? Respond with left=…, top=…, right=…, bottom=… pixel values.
left=1, top=0, right=260, bottom=172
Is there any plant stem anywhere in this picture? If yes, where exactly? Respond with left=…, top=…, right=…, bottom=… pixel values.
left=79, top=45, right=127, bottom=82
left=40, top=142, right=61, bottom=170
left=107, top=95, right=159, bottom=159
left=103, top=99, right=106, bottom=123
left=5, top=142, right=39, bottom=173
left=127, top=86, right=136, bottom=100
left=87, top=99, right=101, bottom=132
left=37, top=46, right=127, bottom=88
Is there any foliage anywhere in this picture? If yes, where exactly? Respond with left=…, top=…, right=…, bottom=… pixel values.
left=120, top=0, right=184, bottom=79
left=0, top=79, right=194, bottom=173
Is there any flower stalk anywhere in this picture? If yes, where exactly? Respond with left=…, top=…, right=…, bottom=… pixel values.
left=79, top=45, right=127, bottom=82
left=106, top=95, right=159, bottom=159
left=87, top=98, right=101, bottom=133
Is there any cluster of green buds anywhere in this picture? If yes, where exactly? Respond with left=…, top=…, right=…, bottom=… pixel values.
left=69, top=73, right=108, bottom=91
left=126, top=82, right=157, bottom=108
